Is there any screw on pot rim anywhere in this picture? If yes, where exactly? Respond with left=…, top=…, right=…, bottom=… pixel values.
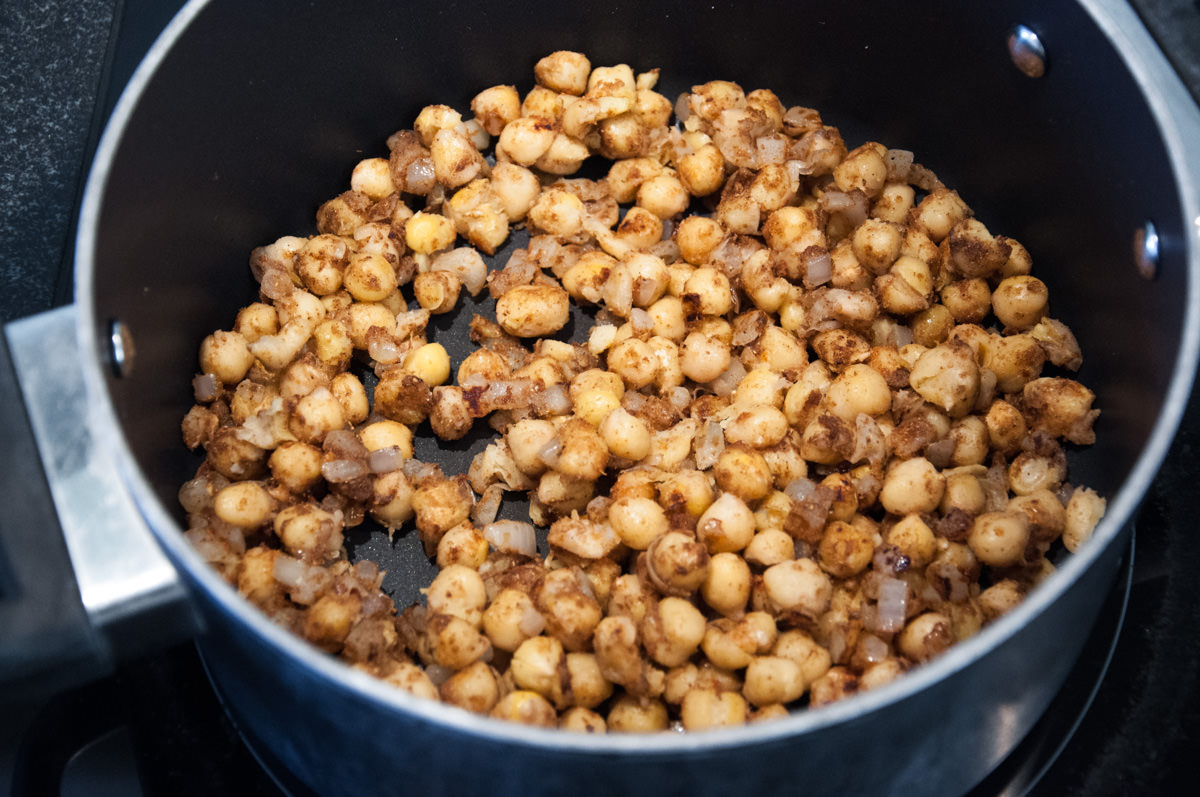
left=1134, top=220, right=1160, bottom=280
left=108, top=319, right=135, bottom=378
left=1009, top=24, right=1048, bottom=78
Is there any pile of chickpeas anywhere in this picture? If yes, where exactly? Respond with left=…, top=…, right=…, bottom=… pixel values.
left=179, top=50, right=1108, bottom=733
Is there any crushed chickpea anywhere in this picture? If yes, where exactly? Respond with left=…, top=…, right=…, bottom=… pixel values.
left=180, top=51, right=1106, bottom=734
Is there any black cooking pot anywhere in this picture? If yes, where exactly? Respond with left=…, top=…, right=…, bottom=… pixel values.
left=2, top=0, right=1198, bottom=794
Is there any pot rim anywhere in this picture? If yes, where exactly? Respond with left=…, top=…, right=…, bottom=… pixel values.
left=73, top=0, right=1200, bottom=755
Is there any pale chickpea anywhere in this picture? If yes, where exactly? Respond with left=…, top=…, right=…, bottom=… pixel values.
left=608, top=496, right=669, bottom=550
left=886, top=514, right=936, bottom=569
left=269, top=442, right=324, bottom=494
left=491, top=690, right=558, bottom=727
left=404, top=211, right=457, bottom=255
left=897, top=611, right=954, bottom=662
left=743, top=656, right=806, bottom=707
left=496, top=284, right=571, bottom=338
left=534, top=51, right=591, bottom=94
left=701, top=552, right=753, bottom=617
left=772, top=630, right=832, bottom=686
left=940, top=470, right=986, bottom=516
left=637, top=173, right=690, bottom=218
left=992, top=275, right=1049, bottom=330
left=684, top=267, right=733, bottom=316
left=199, top=330, right=255, bottom=386
left=233, top=302, right=278, bottom=343
left=606, top=338, right=659, bottom=389
left=879, top=457, right=945, bottom=515
left=658, top=469, right=715, bottom=519
left=762, top=558, right=832, bottom=618
left=680, top=331, right=731, bottom=383
left=646, top=295, right=687, bottom=341
left=436, top=523, right=489, bottom=569
left=482, top=588, right=545, bottom=652
left=1063, top=487, right=1106, bottom=552
left=967, top=511, right=1031, bottom=567
left=644, top=596, right=707, bottom=667
left=832, top=142, right=888, bottom=198
left=489, top=162, right=541, bottom=222
left=675, top=215, right=725, bottom=265
left=402, top=342, right=451, bottom=386
left=329, top=373, right=369, bottom=425
left=607, top=695, right=669, bottom=732
left=528, top=187, right=585, bottom=236
left=616, top=206, right=664, bottom=249
left=427, top=564, right=488, bottom=627
left=825, top=363, right=891, bottom=421
left=908, top=341, right=980, bottom=418
left=676, top=144, right=726, bottom=197
left=817, top=520, right=875, bottom=578
left=274, top=503, right=343, bottom=564
left=598, top=407, right=652, bottom=461
left=213, top=481, right=273, bottom=529
left=696, top=492, right=756, bottom=554
left=680, top=689, right=748, bottom=731
left=744, top=529, right=795, bottom=569
left=471, top=84, right=521, bottom=136
left=713, top=447, right=773, bottom=503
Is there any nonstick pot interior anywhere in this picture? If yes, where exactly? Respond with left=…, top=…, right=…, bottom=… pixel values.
left=75, top=0, right=1194, bottom=794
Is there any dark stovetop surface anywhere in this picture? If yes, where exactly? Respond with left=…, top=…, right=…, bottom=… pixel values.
left=2, top=1, right=1200, bottom=795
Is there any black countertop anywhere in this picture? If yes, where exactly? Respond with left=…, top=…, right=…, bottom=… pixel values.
left=2, top=1, right=1200, bottom=795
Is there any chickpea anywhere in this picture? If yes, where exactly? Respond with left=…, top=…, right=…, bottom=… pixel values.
left=598, top=407, right=652, bottom=461
left=199, top=330, right=255, bottom=386
left=496, top=283, right=571, bottom=338
left=680, top=689, right=748, bottom=731
left=269, top=442, right=324, bottom=494
left=701, top=552, right=752, bottom=616
left=405, top=211, right=457, bottom=255
left=491, top=690, right=558, bottom=727
left=535, top=51, right=591, bottom=94
left=402, top=342, right=452, bottom=387
left=429, top=613, right=491, bottom=671
left=482, top=588, right=545, bottom=652
left=436, top=523, right=489, bottom=569
left=967, top=511, right=1031, bottom=567
left=743, top=656, right=806, bottom=707
left=743, top=528, right=795, bottom=569
left=1064, top=487, right=1106, bottom=552
left=680, top=331, right=731, bottom=383
left=817, top=520, right=876, bottom=578
left=713, top=447, right=773, bottom=503
left=213, top=481, right=273, bottom=529
left=275, top=503, right=343, bottom=564
left=696, top=492, right=756, bottom=554
left=440, top=660, right=501, bottom=715
left=329, top=372, right=369, bottom=425
left=825, top=363, right=892, bottom=422
left=643, top=596, right=707, bottom=667
left=762, top=558, right=832, bottom=618
left=426, top=564, right=488, bottom=627
left=897, top=611, right=954, bottom=662
left=879, top=457, right=945, bottom=515
left=646, top=531, right=710, bottom=595
left=511, top=636, right=568, bottom=707
left=992, top=275, right=1049, bottom=330
left=471, top=84, right=521, bottom=136
left=637, top=173, right=690, bottom=219
left=607, top=695, right=669, bottom=732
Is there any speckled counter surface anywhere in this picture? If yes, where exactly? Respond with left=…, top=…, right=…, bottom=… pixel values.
left=0, top=0, right=117, bottom=321
left=1, top=2, right=1199, bottom=795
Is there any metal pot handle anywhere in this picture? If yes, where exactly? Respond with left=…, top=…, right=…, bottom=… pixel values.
left=0, top=305, right=198, bottom=698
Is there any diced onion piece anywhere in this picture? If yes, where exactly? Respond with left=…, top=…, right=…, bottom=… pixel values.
left=433, top=247, right=488, bottom=296
left=876, top=578, right=909, bottom=633
left=193, top=373, right=219, bottom=401
left=368, top=446, right=406, bottom=474
left=483, top=520, right=538, bottom=557
left=322, top=459, right=369, bottom=483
